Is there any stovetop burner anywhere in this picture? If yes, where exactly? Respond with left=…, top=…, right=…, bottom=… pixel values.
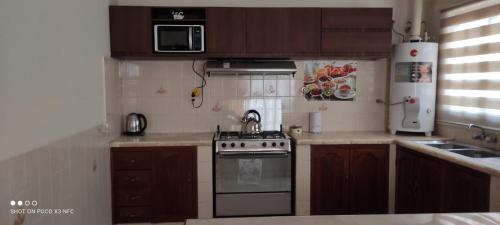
left=218, top=131, right=286, bottom=140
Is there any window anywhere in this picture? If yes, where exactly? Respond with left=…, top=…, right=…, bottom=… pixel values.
left=438, top=0, right=500, bottom=129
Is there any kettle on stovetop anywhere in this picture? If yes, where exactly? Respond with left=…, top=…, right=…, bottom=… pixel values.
left=241, top=110, right=262, bottom=134
left=124, top=113, right=147, bottom=136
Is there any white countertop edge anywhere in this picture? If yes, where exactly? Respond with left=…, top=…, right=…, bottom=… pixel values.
left=185, top=213, right=500, bottom=225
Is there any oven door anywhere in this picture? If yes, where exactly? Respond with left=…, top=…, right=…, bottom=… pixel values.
left=154, top=25, right=192, bottom=52
left=215, top=151, right=292, bottom=217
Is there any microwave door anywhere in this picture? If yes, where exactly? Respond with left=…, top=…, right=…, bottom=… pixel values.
left=155, top=25, right=190, bottom=52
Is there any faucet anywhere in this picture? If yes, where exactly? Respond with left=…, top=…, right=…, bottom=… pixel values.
left=468, top=124, right=497, bottom=143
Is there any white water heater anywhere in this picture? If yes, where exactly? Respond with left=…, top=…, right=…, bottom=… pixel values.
left=389, top=42, right=438, bottom=136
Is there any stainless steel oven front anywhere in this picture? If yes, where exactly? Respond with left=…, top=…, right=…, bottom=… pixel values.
left=214, top=148, right=293, bottom=217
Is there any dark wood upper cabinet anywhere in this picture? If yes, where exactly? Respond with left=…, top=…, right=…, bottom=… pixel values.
left=349, top=145, right=389, bottom=214
left=246, top=8, right=289, bottom=54
left=396, top=146, right=490, bottom=214
left=321, top=8, right=392, bottom=55
left=287, top=8, right=321, bottom=54
left=311, top=144, right=389, bottom=215
left=246, top=8, right=320, bottom=55
left=322, top=8, right=392, bottom=29
left=109, top=6, right=152, bottom=57
left=109, top=6, right=392, bottom=58
left=206, top=8, right=246, bottom=54
left=311, top=145, right=350, bottom=215
left=152, top=147, right=197, bottom=222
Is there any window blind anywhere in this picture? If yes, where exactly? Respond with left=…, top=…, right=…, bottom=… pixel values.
left=438, top=0, right=500, bottom=129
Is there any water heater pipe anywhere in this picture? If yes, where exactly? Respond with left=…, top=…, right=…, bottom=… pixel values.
left=411, top=0, right=424, bottom=40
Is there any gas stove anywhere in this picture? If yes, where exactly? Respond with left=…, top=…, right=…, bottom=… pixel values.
left=214, top=130, right=291, bottom=154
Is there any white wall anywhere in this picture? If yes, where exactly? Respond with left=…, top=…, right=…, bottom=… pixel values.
left=0, top=0, right=111, bottom=161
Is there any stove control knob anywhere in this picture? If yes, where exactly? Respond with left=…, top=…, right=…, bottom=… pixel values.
left=280, top=142, right=285, bottom=147
left=240, top=143, right=245, bottom=148
left=230, top=143, right=236, bottom=147
left=221, top=143, right=227, bottom=148
left=272, top=142, right=277, bottom=147
left=262, top=142, right=267, bottom=147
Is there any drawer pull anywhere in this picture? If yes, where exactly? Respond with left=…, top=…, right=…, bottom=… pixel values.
left=129, top=159, right=136, bottom=164
left=129, top=177, right=138, bottom=182
left=129, top=195, right=140, bottom=200
left=128, top=213, right=137, bottom=218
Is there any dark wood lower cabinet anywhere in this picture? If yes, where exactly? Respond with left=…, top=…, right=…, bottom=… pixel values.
left=349, top=145, right=389, bottom=214
left=395, top=148, right=445, bottom=213
left=111, top=147, right=197, bottom=224
left=311, top=145, right=350, bottom=215
left=311, top=144, right=389, bottom=215
left=396, top=146, right=490, bottom=213
left=152, top=148, right=197, bottom=222
left=444, top=163, right=490, bottom=212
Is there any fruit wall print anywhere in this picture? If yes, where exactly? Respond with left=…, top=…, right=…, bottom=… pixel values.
left=302, top=61, right=357, bottom=101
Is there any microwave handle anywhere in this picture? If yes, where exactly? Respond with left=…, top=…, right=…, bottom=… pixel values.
left=188, top=27, right=193, bottom=51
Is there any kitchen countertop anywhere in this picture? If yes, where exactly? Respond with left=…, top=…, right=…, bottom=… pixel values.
left=110, top=131, right=445, bottom=148
left=291, top=131, right=449, bottom=145
left=110, top=131, right=500, bottom=176
left=185, top=213, right=500, bottom=225
left=110, top=132, right=214, bottom=147
left=397, top=140, right=500, bottom=177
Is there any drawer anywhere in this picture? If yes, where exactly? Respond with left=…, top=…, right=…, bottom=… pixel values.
left=115, top=206, right=151, bottom=223
left=115, top=189, right=151, bottom=206
left=113, top=150, right=152, bottom=170
left=115, top=171, right=151, bottom=189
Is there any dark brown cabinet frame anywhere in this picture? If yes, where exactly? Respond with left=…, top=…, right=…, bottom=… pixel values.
left=395, top=146, right=490, bottom=214
left=311, top=144, right=389, bottom=215
left=109, top=6, right=392, bottom=59
left=111, top=147, right=197, bottom=224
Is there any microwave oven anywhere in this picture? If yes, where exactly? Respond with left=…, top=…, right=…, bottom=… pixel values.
left=154, top=25, right=205, bottom=53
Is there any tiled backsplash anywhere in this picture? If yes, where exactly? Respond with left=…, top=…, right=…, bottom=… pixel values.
left=436, top=123, right=500, bottom=151
left=120, top=59, right=388, bottom=133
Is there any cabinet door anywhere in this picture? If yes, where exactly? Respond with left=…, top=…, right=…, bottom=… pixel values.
left=395, top=148, right=418, bottom=213
left=109, top=6, right=152, bottom=57
left=287, top=8, right=321, bottom=54
left=413, top=153, right=446, bottom=213
left=152, top=147, right=197, bottom=222
left=311, top=145, right=350, bottom=215
left=320, top=8, right=392, bottom=55
left=206, top=8, right=245, bottom=54
left=246, top=8, right=289, bottom=54
left=395, top=147, right=445, bottom=213
left=349, top=145, right=389, bottom=214
left=444, top=164, right=490, bottom=212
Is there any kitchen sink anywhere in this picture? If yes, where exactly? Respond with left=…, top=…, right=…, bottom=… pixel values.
left=424, top=143, right=472, bottom=150
left=416, top=141, right=500, bottom=158
left=449, top=149, right=500, bottom=158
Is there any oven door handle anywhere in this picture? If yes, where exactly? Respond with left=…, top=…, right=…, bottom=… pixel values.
left=218, top=150, right=289, bottom=157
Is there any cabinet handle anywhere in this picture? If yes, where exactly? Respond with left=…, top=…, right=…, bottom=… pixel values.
left=129, top=177, right=137, bottom=182
left=129, top=195, right=140, bottom=200
left=129, top=159, right=136, bottom=164
left=128, top=213, right=137, bottom=218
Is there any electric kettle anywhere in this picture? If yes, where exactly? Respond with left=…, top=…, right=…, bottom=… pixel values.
left=241, top=110, right=262, bottom=134
left=124, top=113, right=147, bottom=136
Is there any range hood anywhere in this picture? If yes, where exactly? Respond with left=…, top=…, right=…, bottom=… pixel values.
left=206, top=60, right=297, bottom=76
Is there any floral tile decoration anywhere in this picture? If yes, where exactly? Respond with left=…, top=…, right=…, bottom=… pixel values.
left=302, top=61, right=357, bottom=101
